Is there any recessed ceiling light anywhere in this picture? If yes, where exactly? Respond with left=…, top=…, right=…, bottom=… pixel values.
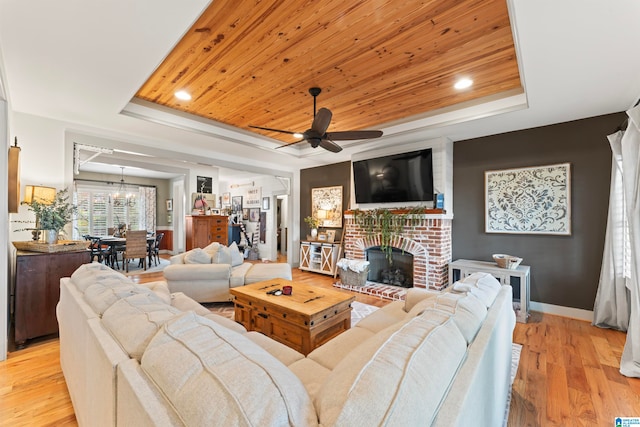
left=174, top=90, right=192, bottom=101
left=454, top=78, right=473, bottom=90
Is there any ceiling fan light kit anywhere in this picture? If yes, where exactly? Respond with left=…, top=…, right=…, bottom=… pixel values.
left=250, top=87, right=383, bottom=153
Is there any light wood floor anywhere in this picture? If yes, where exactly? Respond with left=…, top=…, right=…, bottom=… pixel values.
left=1, top=261, right=639, bottom=426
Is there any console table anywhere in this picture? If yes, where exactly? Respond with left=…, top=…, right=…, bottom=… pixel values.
left=299, top=241, right=339, bottom=276
left=448, top=259, right=530, bottom=323
left=13, top=249, right=90, bottom=348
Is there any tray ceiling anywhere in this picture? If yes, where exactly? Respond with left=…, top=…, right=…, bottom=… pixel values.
left=134, top=0, right=523, bottom=147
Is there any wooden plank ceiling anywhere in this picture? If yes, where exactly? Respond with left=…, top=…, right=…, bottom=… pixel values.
left=135, top=0, right=522, bottom=146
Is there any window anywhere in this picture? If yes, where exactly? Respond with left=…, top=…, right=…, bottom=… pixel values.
left=73, top=182, right=156, bottom=239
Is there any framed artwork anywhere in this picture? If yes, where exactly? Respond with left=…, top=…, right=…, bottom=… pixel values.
left=197, top=176, right=212, bottom=193
left=485, top=163, right=571, bottom=235
left=166, top=199, right=173, bottom=211
left=326, top=229, right=336, bottom=242
left=191, top=193, right=210, bottom=213
left=311, top=185, right=343, bottom=228
left=249, top=208, right=260, bottom=222
left=242, top=208, right=249, bottom=220
left=317, top=233, right=328, bottom=241
left=245, top=187, right=261, bottom=207
left=222, top=192, right=231, bottom=206
left=232, top=196, right=243, bottom=212
left=262, top=196, right=270, bottom=210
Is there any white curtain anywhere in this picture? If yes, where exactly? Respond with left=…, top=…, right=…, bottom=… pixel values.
left=593, top=131, right=630, bottom=330
left=139, top=186, right=156, bottom=233
left=597, top=104, right=640, bottom=377
left=619, top=105, right=640, bottom=377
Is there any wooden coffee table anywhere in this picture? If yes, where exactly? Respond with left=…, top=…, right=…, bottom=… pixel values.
left=230, top=278, right=355, bottom=355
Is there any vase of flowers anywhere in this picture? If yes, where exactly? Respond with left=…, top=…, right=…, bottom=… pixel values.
left=23, top=188, right=76, bottom=244
left=304, top=216, right=320, bottom=239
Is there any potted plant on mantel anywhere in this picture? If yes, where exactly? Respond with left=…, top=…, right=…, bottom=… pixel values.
left=23, top=188, right=77, bottom=244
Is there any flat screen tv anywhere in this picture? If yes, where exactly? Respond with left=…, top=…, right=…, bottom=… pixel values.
left=353, top=149, right=434, bottom=204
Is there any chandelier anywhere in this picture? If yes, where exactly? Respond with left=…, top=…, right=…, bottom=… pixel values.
left=111, top=167, right=135, bottom=208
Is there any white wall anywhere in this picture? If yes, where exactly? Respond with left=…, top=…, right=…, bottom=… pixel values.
left=0, top=63, right=9, bottom=360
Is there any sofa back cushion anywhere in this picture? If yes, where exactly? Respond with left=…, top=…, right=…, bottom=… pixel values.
left=315, top=310, right=467, bottom=426
left=407, top=292, right=487, bottom=343
left=183, top=248, right=212, bottom=264
left=141, top=312, right=318, bottom=427
left=83, top=280, right=154, bottom=316
left=453, top=272, right=501, bottom=307
left=102, top=293, right=181, bottom=360
left=228, top=241, right=244, bottom=266
left=71, top=262, right=131, bottom=293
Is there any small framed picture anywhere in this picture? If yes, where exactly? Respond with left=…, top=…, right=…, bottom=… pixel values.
left=242, top=208, right=249, bottom=220
left=262, top=197, right=270, bottom=210
left=222, top=192, right=231, bottom=206
left=326, top=230, right=336, bottom=242
left=166, top=199, right=173, bottom=211
left=249, top=208, right=260, bottom=222
left=317, top=233, right=328, bottom=241
left=232, top=196, right=243, bottom=213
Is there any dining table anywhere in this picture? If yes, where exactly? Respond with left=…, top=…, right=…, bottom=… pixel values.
left=90, top=235, right=156, bottom=270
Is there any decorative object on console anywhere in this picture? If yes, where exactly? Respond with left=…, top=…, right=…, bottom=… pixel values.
left=485, top=163, right=571, bottom=235
left=304, top=216, right=319, bottom=239
left=311, top=185, right=343, bottom=227
left=492, top=253, right=523, bottom=270
left=21, top=187, right=76, bottom=244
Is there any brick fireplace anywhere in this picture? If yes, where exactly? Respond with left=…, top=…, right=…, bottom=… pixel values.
left=343, top=210, right=452, bottom=290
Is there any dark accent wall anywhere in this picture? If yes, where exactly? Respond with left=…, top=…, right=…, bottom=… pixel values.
left=453, top=112, right=624, bottom=310
left=300, top=161, right=351, bottom=239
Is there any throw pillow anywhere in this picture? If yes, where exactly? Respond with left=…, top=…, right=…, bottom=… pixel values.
left=228, top=241, right=244, bottom=267
left=213, top=245, right=233, bottom=265
left=184, top=248, right=212, bottom=264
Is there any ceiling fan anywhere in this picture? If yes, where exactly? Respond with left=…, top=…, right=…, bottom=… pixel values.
left=249, top=87, right=383, bottom=153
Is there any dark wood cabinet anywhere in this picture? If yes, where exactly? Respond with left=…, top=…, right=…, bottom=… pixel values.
left=185, top=215, right=228, bottom=250
left=14, top=250, right=90, bottom=348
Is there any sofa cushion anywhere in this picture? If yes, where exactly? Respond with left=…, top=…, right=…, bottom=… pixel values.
left=141, top=312, right=318, bottom=427
left=71, top=262, right=131, bottom=293
left=140, top=280, right=172, bottom=304
left=244, top=263, right=293, bottom=285
left=288, top=358, right=331, bottom=401
left=406, top=292, right=488, bottom=343
left=307, top=326, right=376, bottom=370
left=315, top=311, right=467, bottom=427
left=229, top=263, right=252, bottom=287
left=354, top=301, right=407, bottom=333
left=183, top=248, right=212, bottom=264
left=245, top=331, right=305, bottom=366
left=453, top=272, right=501, bottom=307
left=403, top=287, right=438, bottom=312
left=102, top=293, right=181, bottom=360
left=228, top=241, right=244, bottom=267
left=212, top=245, right=233, bottom=265
left=83, top=280, right=153, bottom=316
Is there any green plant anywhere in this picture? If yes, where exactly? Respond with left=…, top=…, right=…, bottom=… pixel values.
left=304, top=216, right=320, bottom=230
left=23, top=188, right=77, bottom=232
left=352, top=206, right=426, bottom=265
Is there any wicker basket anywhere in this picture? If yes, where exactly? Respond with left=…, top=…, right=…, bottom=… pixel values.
left=339, top=266, right=369, bottom=287
left=492, top=254, right=523, bottom=269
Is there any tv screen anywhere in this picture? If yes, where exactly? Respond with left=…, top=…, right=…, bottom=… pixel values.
left=353, top=149, right=434, bottom=204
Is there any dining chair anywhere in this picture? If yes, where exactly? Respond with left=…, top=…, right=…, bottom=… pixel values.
left=149, top=233, right=164, bottom=266
left=123, top=230, right=148, bottom=272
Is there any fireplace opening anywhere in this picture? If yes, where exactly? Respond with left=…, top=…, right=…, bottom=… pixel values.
left=365, top=246, right=413, bottom=288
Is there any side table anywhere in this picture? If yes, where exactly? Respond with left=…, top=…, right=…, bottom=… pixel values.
left=448, top=259, right=530, bottom=323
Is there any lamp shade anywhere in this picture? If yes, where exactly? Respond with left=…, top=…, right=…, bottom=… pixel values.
left=24, top=185, right=56, bottom=205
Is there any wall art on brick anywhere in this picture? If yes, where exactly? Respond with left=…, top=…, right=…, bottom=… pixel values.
left=485, top=163, right=571, bottom=235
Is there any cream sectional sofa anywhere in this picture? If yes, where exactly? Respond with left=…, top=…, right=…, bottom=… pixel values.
left=58, top=262, right=516, bottom=427
left=163, top=242, right=292, bottom=302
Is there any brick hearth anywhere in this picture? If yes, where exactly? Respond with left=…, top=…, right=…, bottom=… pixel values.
left=343, top=211, right=452, bottom=290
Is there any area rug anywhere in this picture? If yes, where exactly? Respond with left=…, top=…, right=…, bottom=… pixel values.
left=504, top=343, right=523, bottom=426
left=122, top=258, right=170, bottom=276
left=205, top=300, right=379, bottom=327
left=332, top=281, right=407, bottom=301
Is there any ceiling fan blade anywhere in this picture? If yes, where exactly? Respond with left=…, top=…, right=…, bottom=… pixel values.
left=319, top=138, right=343, bottom=153
left=325, top=130, right=383, bottom=140
left=312, top=108, right=332, bottom=134
left=249, top=125, right=297, bottom=135
left=274, top=139, right=306, bottom=149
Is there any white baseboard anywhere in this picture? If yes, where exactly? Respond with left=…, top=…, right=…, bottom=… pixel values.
left=530, top=301, right=593, bottom=322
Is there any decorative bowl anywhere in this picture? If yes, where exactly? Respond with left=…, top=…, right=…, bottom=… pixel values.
left=492, top=254, right=523, bottom=269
